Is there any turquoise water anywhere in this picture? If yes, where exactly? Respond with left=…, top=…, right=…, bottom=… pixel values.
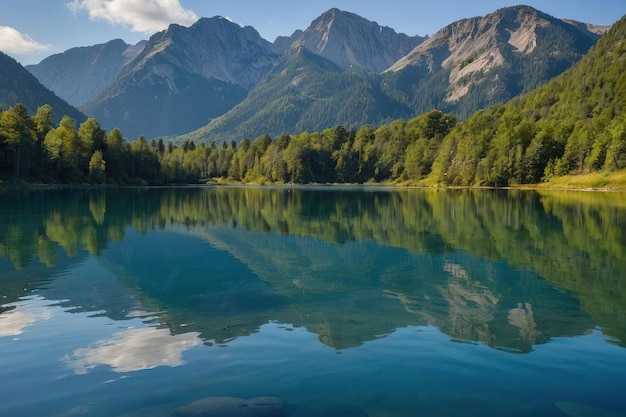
left=1, top=187, right=625, bottom=417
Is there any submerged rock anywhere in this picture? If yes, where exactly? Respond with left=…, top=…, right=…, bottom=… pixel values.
left=174, top=396, right=285, bottom=417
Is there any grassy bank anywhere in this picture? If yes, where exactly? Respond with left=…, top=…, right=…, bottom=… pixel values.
left=537, top=171, right=626, bottom=191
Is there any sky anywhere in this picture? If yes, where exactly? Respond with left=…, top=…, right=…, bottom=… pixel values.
left=2, top=0, right=626, bottom=65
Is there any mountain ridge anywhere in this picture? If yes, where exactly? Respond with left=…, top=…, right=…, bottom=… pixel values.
left=382, top=5, right=602, bottom=118
left=290, top=8, right=425, bottom=72
left=176, top=5, right=605, bottom=144
left=20, top=6, right=611, bottom=141
left=78, top=16, right=278, bottom=139
left=26, top=39, right=146, bottom=107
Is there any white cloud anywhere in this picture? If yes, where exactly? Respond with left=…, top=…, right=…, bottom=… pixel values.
left=66, top=0, right=199, bottom=33
left=0, top=26, right=52, bottom=55
left=64, top=327, right=201, bottom=374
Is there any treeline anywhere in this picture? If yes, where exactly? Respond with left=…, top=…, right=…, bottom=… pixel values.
left=0, top=103, right=164, bottom=185
left=0, top=103, right=458, bottom=185
left=1, top=98, right=625, bottom=186
left=0, top=102, right=231, bottom=185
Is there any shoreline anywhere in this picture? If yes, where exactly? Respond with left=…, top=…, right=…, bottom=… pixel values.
left=1, top=181, right=625, bottom=192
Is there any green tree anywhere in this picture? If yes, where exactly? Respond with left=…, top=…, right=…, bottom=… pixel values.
left=32, top=104, right=55, bottom=180
left=284, top=133, right=312, bottom=183
left=43, top=116, right=82, bottom=182
left=88, top=150, right=106, bottom=184
left=0, top=105, right=36, bottom=182
left=103, top=128, right=128, bottom=184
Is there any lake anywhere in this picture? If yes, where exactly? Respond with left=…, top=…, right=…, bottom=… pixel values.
left=1, top=186, right=625, bottom=417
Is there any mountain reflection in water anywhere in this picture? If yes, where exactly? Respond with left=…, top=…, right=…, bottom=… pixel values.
left=1, top=186, right=624, bottom=354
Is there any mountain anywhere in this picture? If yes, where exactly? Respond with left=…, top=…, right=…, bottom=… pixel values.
left=80, top=17, right=278, bottom=139
left=562, top=19, right=611, bottom=37
left=25, top=6, right=608, bottom=143
left=271, top=30, right=303, bottom=54
left=176, top=46, right=413, bottom=144
left=384, top=5, right=604, bottom=118
left=0, top=51, right=86, bottom=123
left=425, top=12, right=626, bottom=186
left=177, top=6, right=605, bottom=145
left=290, top=8, right=424, bottom=72
left=26, top=39, right=146, bottom=107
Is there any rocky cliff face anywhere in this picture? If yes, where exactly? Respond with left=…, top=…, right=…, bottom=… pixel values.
left=291, top=8, right=424, bottom=73
left=26, top=39, right=145, bottom=107
left=387, top=6, right=602, bottom=108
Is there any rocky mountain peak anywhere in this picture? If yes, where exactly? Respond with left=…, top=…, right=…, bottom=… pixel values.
left=290, top=8, right=424, bottom=73
left=123, top=16, right=275, bottom=90
left=387, top=5, right=598, bottom=104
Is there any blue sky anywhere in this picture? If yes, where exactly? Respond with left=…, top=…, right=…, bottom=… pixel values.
left=2, top=0, right=626, bottom=65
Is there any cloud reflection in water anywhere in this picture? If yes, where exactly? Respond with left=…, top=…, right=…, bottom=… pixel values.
left=0, top=300, right=52, bottom=336
left=64, top=326, right=201, bottom=374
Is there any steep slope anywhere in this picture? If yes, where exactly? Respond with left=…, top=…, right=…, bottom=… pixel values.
left=176, top=6, right=603, bottom=144
left=291, top=8, right=424, bottom=72
left=176, top=46, right=413, bottom=144
left=26, top=39, right=146, bottom=107
left=426, top=13, right=626, bottom=186
left=272, top=30, right=303, bottom=54
left=0, top=52, right=86, bottom=123
left=384, top=5, right=604, bottom=118
left=82, top=17, right=278, bottom=139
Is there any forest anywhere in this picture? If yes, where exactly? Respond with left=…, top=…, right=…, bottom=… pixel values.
left=1, top=14, right=625, bottom=187
left=0, top=103, right=460, bottom=185
left=0, top=101, right=624, bottom=187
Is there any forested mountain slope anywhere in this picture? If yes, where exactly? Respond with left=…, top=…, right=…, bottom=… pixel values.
left=0, top=52, right=85, bottom=123
left=425, top=13, right=626, bottom=186
left=175, top=46, right=414, bottom=145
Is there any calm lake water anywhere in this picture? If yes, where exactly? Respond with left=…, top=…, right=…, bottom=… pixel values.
left=1, top=186, right=625, bottom=417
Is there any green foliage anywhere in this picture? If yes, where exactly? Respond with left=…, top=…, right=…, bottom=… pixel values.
left=88, top=150, right=106, bottom=184
left=0, top=104, right=36, bottom=182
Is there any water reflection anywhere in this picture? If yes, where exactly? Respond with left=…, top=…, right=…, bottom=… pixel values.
left=64, top=327, right=201, bottom=374
left=0, top=299, right=52, bottom=336
left=0, top=187, right=624, bottom=354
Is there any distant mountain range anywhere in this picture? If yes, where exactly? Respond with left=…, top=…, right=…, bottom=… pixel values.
left=6, top=5, right=612, bottom=142
left=25, top=39, right=146, bottom=107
